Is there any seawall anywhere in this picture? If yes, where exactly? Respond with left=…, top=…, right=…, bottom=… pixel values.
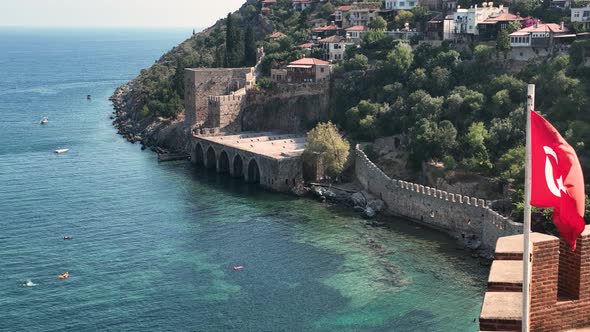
left=355, top=145, right=522, bottom=250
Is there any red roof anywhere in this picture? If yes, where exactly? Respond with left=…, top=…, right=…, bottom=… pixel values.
left=289, top=58, right=330, bottom=66
left=298, top=42, right=315, bottom=48
left=269, top=32, right=287, bottom=39
left=345, top=25, right=367, bottom=31
left=312, top=25, right=342, bottom=32
left=481, top=12, right=523, bottom=24
left=336, top=5, right=353, bottom=11
left=318, top=35, right=348, bottom=43
left=510, top=23, right=568, bottom=35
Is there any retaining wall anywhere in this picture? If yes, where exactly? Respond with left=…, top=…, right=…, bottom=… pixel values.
left=355, top=145, right=522, bottom=249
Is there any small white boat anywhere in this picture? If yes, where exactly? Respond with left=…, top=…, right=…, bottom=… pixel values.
left=54, top=148, right=69, bottom=154
left=40, top=117, right=48, bottom=125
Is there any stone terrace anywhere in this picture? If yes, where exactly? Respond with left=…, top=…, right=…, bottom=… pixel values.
left=197, top=132, right=306, bottom=160
left=190, top=132, right=306, bottom=192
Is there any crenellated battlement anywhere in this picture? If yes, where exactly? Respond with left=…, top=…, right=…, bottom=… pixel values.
left=207, top=94, right=246, bottom=105
left=355, top=144, right=522, bottom=250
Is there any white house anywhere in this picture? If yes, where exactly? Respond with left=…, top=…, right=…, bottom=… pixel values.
left=385, top=0, right=418, bottom=10
left=572, top=6, right=590, bottom=30
left=318, top=35, right=354, bottom=62
left=345, top=25, right=368, bottom=44
left=444, top=3, right=511, bottom=40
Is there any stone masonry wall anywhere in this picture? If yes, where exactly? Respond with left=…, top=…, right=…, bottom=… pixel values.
left=184, top=68, right=254, bottom=127
left=355, top=145, right=522, bottom=250
left=207, top=94, right=245, bottom=131
left=241, top=83, right=331, bottom=133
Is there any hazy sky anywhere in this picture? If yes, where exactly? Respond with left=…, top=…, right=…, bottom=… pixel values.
left=0, top=0, right=242, bottom=28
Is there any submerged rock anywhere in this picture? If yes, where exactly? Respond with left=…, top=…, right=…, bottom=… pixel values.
left=367, top=199, right=385, bottom=213
left=351, top=192, right=367, bottom=208
left=362, top=207, right=376, bottom=219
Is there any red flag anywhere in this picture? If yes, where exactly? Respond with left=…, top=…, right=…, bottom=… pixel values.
left=530, top=110, right=586, bottom=249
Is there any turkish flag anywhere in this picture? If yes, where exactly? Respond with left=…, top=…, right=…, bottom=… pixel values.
left=530, top=110, right=586, bottom=249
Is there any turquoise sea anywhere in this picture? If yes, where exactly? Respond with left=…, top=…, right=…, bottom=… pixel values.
left=0, top=28, right=487, bottom=331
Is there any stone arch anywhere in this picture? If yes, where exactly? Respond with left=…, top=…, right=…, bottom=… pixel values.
left=206, top=146, right=217, bottom=169
left=194, top=143, right=204, bottom=166
left=247, top=158, right=261, bottom=184
left=233, top=154, right=244, bottom=178
left=218, top=150, right=230, bottom=174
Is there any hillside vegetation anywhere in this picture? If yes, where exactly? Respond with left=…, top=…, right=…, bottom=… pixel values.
left=118, top=0, right=590, bottom=222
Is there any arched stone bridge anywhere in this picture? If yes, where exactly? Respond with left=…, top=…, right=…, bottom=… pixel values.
left=190, top=132, right=306, bottom=191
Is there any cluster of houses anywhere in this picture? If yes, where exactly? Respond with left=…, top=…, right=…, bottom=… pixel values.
left=260, top=0, right=590, bottom=84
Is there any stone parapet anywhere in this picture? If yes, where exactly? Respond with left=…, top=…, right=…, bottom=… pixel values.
left=479, top=227, right=590, bottom=331
left=354, top=144, right=522, bottom=250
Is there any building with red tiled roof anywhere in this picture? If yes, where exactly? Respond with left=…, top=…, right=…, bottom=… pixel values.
left=318, top=35, right=354, bottom=62
left=312, top=23, right=344, bottom=39
left=478, top=12, right=525, bottom=40
left=333, top=5, right=353, bottom=27
left=271, top=58, right=332, bottom=83
left=298, top=42, right=315, bottom=49
left=509, top=22, right=572, bottom=60
left=345, top=25, right=368, bottom=43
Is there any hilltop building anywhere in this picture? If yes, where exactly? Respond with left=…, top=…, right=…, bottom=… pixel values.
left=443, top=3, right=514, bottom=41
left=271, top=58, right=332, bottom=83
left=572, top=6, right=590, bottom=30
left=509, top=22, right=572, bottom=60
left=317, top=35, right=354, bottom=61
left=312, top=23, right=344, bottom=39
left=345, top=25, right=368, bottom=43
left=349, top=3, right=381, bottom=27
left=386, top=0, right=418, bottom=11
left=333, top=5, right=353, bottom=27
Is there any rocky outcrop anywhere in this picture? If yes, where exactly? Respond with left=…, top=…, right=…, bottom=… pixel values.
left=110, top=83, right=189, bottom=154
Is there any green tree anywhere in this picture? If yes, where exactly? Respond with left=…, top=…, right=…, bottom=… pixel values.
left=474, top=44, right=495, bottom=63
left=244, top=25, right=257, bottom=66
left=462, top=122, right=493, bottom=172
left=343, top=54, right=369, bottom=71
left=497, top=145, right=525, bottom=185
left=408, top=119, right=457, bottom=166
left=394, top=10, right=415, bottom=30
left=386, top=43, right=414, bottom=74
left=224, top=13, right=245, bottom=67
left=409, top=68, right=428, bottom=90
left=369, top=16, right=387, bottom=31
left=429, top=66, right=451, bottom=95
left=411, top=6, right=429, bottom=32
left=408, top=90, right=444, bottom=121
left=303, top=122, right=351, bottom=178
left=319, top=3, right=335, bottom=20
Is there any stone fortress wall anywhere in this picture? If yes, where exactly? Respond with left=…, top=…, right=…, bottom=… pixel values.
left=355, top=145, right=522, bottom=250
left=184, top=67, right=255, bottom=129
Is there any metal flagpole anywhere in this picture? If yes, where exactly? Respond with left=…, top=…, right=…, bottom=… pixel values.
left=522, top=84, right=535, bottom=332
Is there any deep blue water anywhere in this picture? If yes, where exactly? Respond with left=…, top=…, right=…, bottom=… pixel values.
left=0, top=28, right=487, bottom=331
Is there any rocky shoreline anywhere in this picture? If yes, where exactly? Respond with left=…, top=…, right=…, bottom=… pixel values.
left=110, top=84, right=185, bottom=155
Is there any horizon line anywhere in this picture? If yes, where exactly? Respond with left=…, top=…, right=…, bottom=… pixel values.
left=0, top=25, right=205, bottom=29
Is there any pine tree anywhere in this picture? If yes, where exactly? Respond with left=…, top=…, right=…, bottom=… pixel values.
left=244, top=26, right=257, bottom=66
left=224, top=13, right=234, bottom=67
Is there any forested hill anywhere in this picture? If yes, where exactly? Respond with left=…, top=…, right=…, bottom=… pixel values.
left=118, top=0, right=590, bottom=221
left=120, top=1, right=267, bottom=119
